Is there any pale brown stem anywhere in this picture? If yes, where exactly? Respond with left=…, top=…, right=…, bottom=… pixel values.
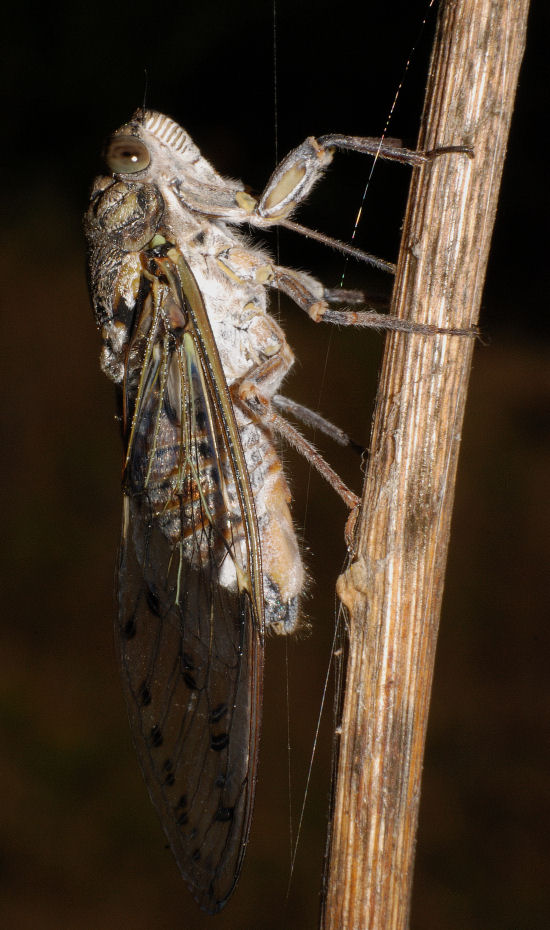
left=321, top=1, right=530, bottom=928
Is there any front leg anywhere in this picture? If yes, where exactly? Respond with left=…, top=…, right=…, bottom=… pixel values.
left=249, top=134, right=473, bottom=224
left=240, top=134, right=473, bottom=271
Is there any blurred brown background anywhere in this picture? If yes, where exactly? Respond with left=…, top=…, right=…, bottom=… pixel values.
left=1, top=2, right=548, bottom=928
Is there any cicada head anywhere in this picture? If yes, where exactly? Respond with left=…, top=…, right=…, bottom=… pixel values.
left=101, top=109, right=224, bottom=190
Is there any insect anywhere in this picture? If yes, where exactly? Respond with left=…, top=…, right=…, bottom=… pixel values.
left=84, top=109, right=472, bottom=912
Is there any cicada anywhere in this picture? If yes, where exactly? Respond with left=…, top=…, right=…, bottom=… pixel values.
left=84, top=109, right=472, bottom=912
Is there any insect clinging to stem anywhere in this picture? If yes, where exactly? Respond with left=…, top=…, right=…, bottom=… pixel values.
left=84, top=108, right=473, bottom=913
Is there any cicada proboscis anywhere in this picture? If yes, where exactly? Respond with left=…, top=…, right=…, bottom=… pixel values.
left=84, top=109, right=472, bottom=913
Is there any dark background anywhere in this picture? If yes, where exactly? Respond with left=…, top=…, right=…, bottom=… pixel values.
left=1, top=1, right=548, bottom=928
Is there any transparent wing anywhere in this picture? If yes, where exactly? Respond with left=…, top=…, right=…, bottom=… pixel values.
left=116, top=242, right=264, bottom=913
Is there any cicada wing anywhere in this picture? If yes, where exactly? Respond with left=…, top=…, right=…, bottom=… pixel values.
left=116, top=246, right=263, bottom=913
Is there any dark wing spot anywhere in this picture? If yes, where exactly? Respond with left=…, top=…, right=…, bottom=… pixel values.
left=215, top=806, right=234, bottom=823
left=162, top=758, right=175, bottom=786
left=183, top=672, right=197, bottom=690
left=197, top=439, right=212, bottom=458
left=195, top=410, right=207, bottom=431
left=123, top=617, right=137, bottom=639
left=150, top=724, right=163, bottom=747
left=210, top=703, right=228, bottom=724
left=174, top=795, right=189, bottom=825
left=146, top=585, right=161, bottom=616
left=192, top=848, right=201, bottom=862
left=211, top=732, right=229, bottom=751
left=138, top=682, right=152, bottom=706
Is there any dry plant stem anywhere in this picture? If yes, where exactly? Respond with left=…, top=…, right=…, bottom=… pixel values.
left=322, top=1, right=530, bottom=928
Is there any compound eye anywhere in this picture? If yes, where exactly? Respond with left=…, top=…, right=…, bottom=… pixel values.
left=105, top=135, right=150, bottom=174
